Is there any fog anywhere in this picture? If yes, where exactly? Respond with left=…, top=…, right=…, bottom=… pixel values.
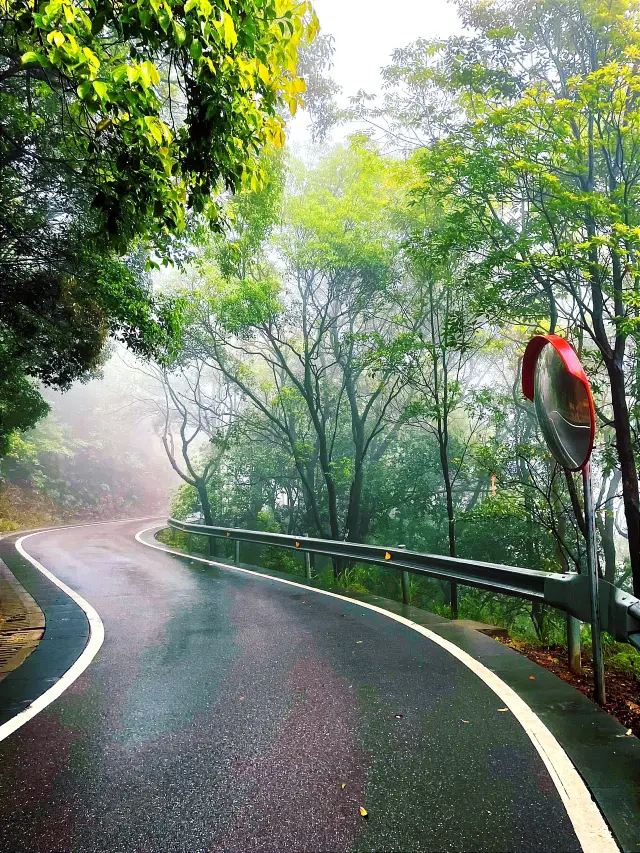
left=287, top=0, right=463, bottom=150
left=0, top=351, right=180, bottom=530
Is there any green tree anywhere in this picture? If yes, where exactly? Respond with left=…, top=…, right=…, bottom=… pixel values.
left=2, top=0, right=316, bottom=247
left=134, top=358, right=235, bottom=527
left=0, top=0, right=316, bottom=451
left=0, top=362, right=49, bottom=458
left=401, top=0, right=640, bottom=594
left=191, top=139, right=407, bottom=559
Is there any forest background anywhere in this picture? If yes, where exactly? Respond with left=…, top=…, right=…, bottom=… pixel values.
left=2, top=0, right=640, bottom=674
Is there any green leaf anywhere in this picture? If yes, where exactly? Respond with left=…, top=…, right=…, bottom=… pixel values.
left=144, top=116, right=164, bottom=144
left=21, top=51, right=40, bottom=64
left=173, top=20, right=186, bottom=44
left=158, top=8, right=171, bottom=33
left=113, top=64, right=138, bottom=85
left=139, top=60, right=160, bottom=87
left=46, top=30, right=65, bottom=47
left=77, top=80, right=93, bottom=99
left=92, top=80, right=109, bottom=100
left=222, top=12, right=237, bottom=48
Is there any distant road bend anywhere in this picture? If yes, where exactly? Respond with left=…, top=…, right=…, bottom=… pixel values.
left=0, top=519, right=616, bottom=852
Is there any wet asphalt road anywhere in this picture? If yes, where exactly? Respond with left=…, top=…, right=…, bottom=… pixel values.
left=0, top=520, right=581, bottom=852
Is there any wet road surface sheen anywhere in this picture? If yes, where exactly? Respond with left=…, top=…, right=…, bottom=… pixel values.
left=0, top=521, right=581, bottom=852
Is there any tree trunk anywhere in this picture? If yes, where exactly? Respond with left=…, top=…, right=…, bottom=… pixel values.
left=312, top=435, right=343, bottom=577
left=195, top=478, right=215, bottom=556
left=531, top=602, right=546, bottom=642
left=325, top=475, right=340, bottom=540
left=292, top=447, right=325, bottom=537
left=343, top=371, right=366, bottom=545
left=345, top=460, right=365, bottom=543
left=518, top=451, right=538, bottom=576
left=606, top=358, right=640, bottom=594
left=286, top=492, right=297, bottom=535
left=443, top=464, right=456, bottom=559
left=196, top=480, right=213, bottom=525
left=554, top=502, right=569, bottom=572
left=596, top=470, right=620, bottom=584
left=308, top=420, right=340, bottom=545
left=438, top=427, right=458, bottom=617
left=466, top=477, right=484, bottom=512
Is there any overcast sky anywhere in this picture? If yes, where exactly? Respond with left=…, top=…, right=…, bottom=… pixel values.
left=288, top=0, right=464, bottom=149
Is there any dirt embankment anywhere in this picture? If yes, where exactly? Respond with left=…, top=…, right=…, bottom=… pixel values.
left=500, top=637, right=640, bottom=738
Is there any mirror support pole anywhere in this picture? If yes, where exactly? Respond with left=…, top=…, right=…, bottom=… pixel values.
left=566, top=614, right=581, bottom=674
left=582, top=462, right=606, bottom=705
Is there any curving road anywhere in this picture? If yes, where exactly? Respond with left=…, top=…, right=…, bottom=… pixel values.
left=0, top=520, right=593, bottom=852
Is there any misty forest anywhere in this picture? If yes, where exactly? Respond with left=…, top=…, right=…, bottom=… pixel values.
left=3, top=0, right=640, bottom=673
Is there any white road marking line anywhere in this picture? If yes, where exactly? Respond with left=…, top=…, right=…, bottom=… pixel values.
left=136, top=524, right=618, bottom=853
left=0, top=518, right=160, bottom=741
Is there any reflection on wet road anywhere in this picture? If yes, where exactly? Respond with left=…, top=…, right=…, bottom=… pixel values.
left=0, top=520, right=581, bottom=852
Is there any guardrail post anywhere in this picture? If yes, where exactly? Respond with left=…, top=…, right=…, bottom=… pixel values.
left=235, top=539, right=240, bottom=564
left=566, top=614, right=581, bottom=674
left=450, top=582, right=458, bottom=620
left=303, top=534, right=312, bottom=579
left=397, top=545, right=410, bottom=605
left=401, top=572, right=410, bottom=605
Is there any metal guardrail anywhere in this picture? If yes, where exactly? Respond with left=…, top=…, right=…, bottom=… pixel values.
left=628, top=602, right=640, bottom=651
left=167, top=518, right=640, bottom=650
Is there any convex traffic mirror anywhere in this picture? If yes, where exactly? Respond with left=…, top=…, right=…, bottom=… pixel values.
left=522, top=334, right=595, bottom=472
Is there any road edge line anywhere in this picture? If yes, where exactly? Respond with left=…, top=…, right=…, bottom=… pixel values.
left=0, top=530, right=106, bottom=742
left=0, top=515, right=166, bottom=544
left=136, top=524, right=618, bottom=853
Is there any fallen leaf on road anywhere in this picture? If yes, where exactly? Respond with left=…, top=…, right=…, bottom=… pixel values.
left=341, top=783, right=347, bottom=790
left=528, top=676, right=535, bottom=680
left=359, top=807, right=368, bottom=818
